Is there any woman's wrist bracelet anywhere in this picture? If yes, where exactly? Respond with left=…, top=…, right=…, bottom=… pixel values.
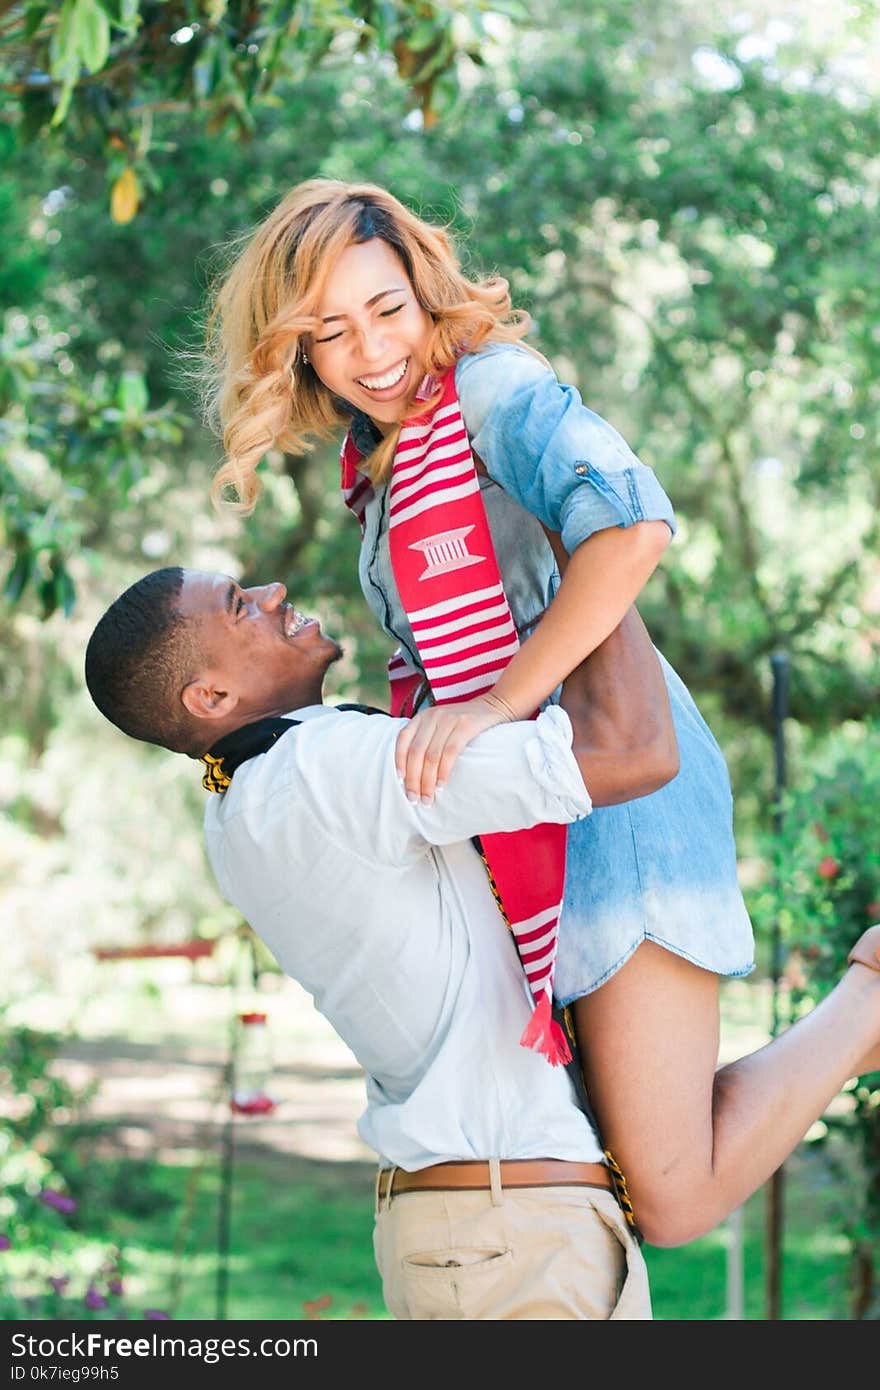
left=482, top=691, right=519, bottom=723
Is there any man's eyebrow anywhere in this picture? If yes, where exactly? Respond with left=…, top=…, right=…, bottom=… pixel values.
left=320, top=286, right=405, bottom=324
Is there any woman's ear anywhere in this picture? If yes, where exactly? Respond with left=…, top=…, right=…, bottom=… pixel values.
left=181, top=674, right=239, bottom=721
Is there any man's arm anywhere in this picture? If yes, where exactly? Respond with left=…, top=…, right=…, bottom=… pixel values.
left=562, top=607, right=678, bottom=807
left=544, top=527, right=678, bottom=808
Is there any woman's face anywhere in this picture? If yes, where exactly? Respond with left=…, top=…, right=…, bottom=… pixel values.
left=307, top=238, right=433, bottom=427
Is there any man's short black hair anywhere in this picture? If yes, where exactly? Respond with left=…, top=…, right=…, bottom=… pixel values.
left=84, top=567, right=200, bottom=754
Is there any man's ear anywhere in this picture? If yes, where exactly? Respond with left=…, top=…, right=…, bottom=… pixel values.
left=181, top=674, right=240, bottom=721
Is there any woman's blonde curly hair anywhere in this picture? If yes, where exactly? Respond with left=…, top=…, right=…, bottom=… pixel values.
left=203, top=178, right=531, bottom=511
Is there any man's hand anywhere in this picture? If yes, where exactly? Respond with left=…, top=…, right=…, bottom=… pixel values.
left=395, top=694, right=518, bottom=804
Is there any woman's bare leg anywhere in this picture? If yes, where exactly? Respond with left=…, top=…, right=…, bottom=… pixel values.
left=573, top=932, right=880, bottom=1247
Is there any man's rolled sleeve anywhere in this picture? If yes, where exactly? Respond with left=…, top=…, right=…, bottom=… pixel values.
left=282, top=707, right=590, bottom=869
left=411, top=705, right=592, bottom=850
left=456, top=344, right=676, bottom=556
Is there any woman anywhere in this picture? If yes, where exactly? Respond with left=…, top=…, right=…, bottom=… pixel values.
left=201, top=179, right=880, bottom=1245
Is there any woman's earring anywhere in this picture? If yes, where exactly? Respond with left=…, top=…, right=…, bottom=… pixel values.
left=301, top=347, right=309, bottom=366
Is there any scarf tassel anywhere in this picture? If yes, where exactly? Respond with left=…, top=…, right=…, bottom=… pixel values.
left=519, top=990, right=572, bottom=1067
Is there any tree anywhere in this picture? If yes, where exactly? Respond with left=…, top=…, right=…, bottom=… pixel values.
left=4, top=0, right=880, bottom=743
left=0, top=1, right=509, bottom=216
left=0, top=0, right=521, bottom=620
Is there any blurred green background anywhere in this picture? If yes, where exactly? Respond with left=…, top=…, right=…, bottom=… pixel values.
left=2, top=0, right=879, bottom=1320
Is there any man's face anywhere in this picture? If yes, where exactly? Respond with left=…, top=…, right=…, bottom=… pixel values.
left=307, top=237, right=434, bottom=428
left=178, top=571, right=342, bottom=717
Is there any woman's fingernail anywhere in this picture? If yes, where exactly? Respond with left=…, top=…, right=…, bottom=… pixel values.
left=420, top=795, right=434, bottom=807
left=406, top=791, right=419, bottom=804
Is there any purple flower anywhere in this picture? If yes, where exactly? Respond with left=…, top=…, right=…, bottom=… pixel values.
left=0, top=1234, right=11, bottom=1251
left=47, top=1275, right=69, bottom=1295
left=40, top=1189, right=77, bottom=1215
left=144, top=1309, right=171, bottom=1320
left=108, top=1278, right=124, bottom=1296
left=84, top=1285, right=108, bottom=1310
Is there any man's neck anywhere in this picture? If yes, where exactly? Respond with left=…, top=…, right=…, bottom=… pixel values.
left=195, top=692, right=327, bottom=757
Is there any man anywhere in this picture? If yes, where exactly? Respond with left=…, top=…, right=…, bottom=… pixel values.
left=84, top=568, right=678, bottom=1320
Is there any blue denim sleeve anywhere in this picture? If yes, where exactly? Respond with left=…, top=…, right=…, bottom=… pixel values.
left=455, top=344, right=676, bottom=554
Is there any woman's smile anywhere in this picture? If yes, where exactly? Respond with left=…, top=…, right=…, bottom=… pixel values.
left=309, top=239, right=433, bottom=424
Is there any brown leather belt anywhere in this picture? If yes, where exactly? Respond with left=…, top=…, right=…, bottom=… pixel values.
left=376, top=1158, right=612, bottom=1200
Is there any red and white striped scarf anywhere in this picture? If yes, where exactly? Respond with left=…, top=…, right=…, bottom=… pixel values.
left=340, top=367, right=571, bottom=1065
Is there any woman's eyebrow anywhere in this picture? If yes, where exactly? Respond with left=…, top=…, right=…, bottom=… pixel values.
left=320, top=286, right=406, bottom=324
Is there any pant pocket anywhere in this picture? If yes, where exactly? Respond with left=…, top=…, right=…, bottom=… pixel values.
left=590, top=1203, right=652, bottom=1321
left=398, top=1247, right=514, bottom=1320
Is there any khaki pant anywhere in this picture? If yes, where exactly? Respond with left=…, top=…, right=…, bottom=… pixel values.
left=373, top=1161, right=652, bottom=1320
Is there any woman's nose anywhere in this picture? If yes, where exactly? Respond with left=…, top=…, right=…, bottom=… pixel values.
left=356, top=324, right=387, bottom=362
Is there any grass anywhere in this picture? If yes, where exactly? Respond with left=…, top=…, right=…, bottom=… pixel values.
left=2, top=958, right=869, bottom=1321
left=13, top=1141, right=857, bottom=1321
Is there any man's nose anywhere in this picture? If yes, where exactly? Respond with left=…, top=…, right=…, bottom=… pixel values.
left=252, top=581, right=286, bottom=610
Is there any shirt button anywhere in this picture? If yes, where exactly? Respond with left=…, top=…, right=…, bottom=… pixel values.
left=574, top=462, right=590, bottom=476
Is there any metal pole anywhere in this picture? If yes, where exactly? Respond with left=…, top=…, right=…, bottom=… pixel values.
left=766, top=649, right=790, bottom=1320
left=216, top=1057, right=235, bottom=1321
left=725, top=1204, right=745, bottom=1319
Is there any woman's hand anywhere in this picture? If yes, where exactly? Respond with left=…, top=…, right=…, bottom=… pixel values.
left=395, top=693, right=519, bottom=804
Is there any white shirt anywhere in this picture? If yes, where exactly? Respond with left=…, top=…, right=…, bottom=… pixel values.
left=204, top=704, right=603, bottom=1169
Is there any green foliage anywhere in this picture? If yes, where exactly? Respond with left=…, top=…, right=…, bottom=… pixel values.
left=0, top=0, right=511, bottom=202
left=1, top=304, right=186, bottom=617
left=0, top=1011, right=139, bottom=1319
left=751, top=721, right=880, bottom=1314
left=755, top=722, right=880, bottom=981
left=1, top=0, right=878, bottom=960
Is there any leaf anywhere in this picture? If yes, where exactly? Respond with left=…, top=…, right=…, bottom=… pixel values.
left=24, top=5, right=47, bottom=40
left=49, top=75, right=77, bottom=128
left=110, top=167, right=139, bottom=223
left=37, top=572, right=58, bottom=620
left=4, top=550, right=32, bottom=605
left=118, top=0, right=141, bottom=35
left=403, top=20, right=441, bottom=54
left=48, top=0, right=79, bottom=79
left=55, top=565, right=77, bottom=617
left=117, top=369, right=148, bottom=415
left=74, top=0, right=111, bottom=75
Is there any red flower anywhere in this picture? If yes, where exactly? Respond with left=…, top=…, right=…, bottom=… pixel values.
left=303, top=1294, right=333, bottom=1319
left=866, top=902, right=880, bottom=919
left=817, top=857, right=840, bottom=880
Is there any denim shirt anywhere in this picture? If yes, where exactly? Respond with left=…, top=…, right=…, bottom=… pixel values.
left=456, top=342, right=676, bottom=557
left=354, top=341, right=754, bottom=999
left=356, top=341, right=675, bottom=674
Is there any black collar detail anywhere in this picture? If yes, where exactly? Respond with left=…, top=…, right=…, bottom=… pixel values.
left=201, top=716, right=299, bottom=793
left=200, top=704, right=388, bottom=793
